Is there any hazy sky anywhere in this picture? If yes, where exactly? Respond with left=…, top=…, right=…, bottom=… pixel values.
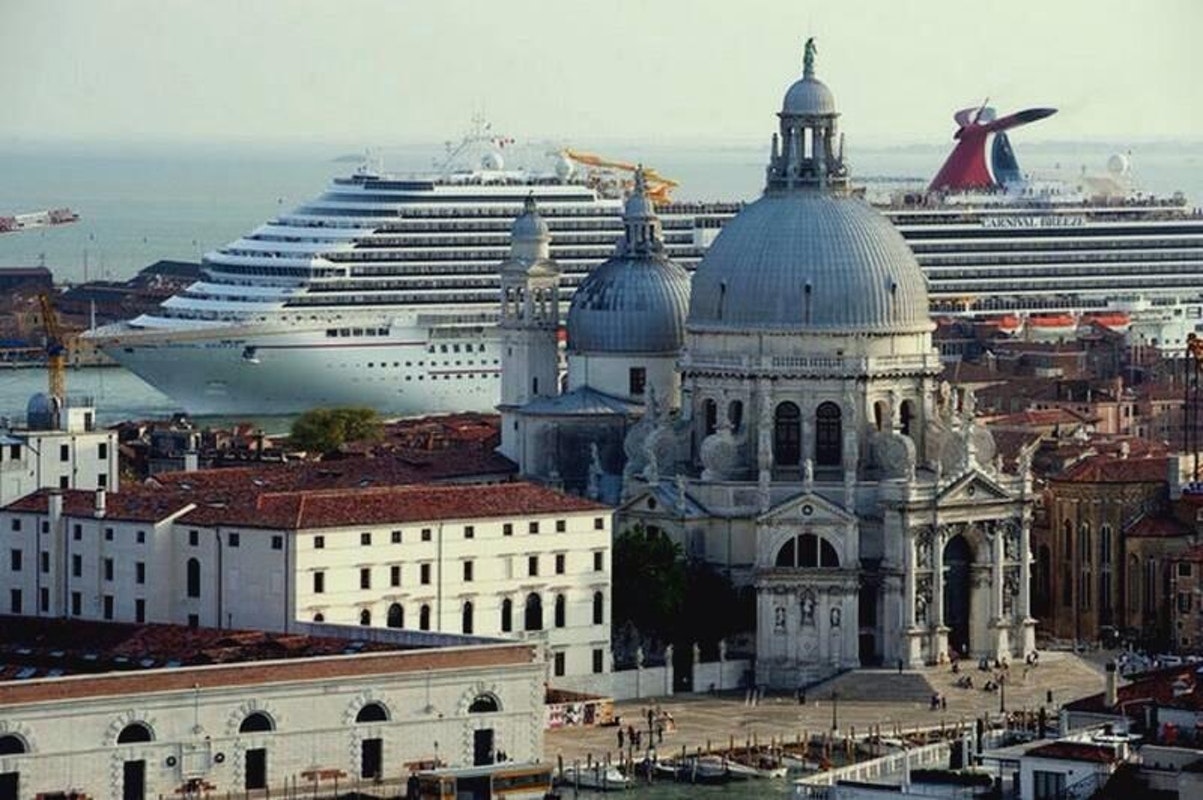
left=1, top=0, right=1199, bottom=149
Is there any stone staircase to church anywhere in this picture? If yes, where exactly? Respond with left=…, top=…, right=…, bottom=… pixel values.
left=806, top=667, right=936, bottom=704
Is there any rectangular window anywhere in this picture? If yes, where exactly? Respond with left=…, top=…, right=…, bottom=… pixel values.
left=135, top=598, right=145, bottom=623
left=528, top=555, right=539, bottom=577
left=463, top=561, right=474, bottom=582
left=503, top=523, right=513, bottom=537
left=360, top=568, right=371, bottom=590
left=9, top=588, right=21, bottom=614
left=136, top=562, right=145, bottom=584
left=39, top=587, right=49, bottom=612
left=594, top=517, right=605, bottom=530
left=40, top=520, right=48, bottom=533
left=59, top=476, right=69, bottom=489
left=628, top=366, right=647, bottom=396
left=1180, top=563, right=1194, bottom=578
left=104, top=558, right=113, bottom=581
left=390, top=565, right=401, bottom=587
left=464, top=525, right=475, bottom=539
left=9, top=549, right=21, bottom=572
left=553, top=651, right=566, bottom=677
left=1179, top=592, right=1193, bottom=613
left=97, top=473, right=107, bottom=488
left=420, top=563, right=432, bottom=585
left=188, top=613, right=199, bottom=629
left=189, top=530, right=199, bottom=546
left=594, top=551, right=604, bottom=572
left=529, top=521, right=539, bottom=535
left=271, top=535, right=283, bottom=550
left=40, top=551, right=49, bottom=573
left=593, top=648, right=605, bottom=674
left=314, top=535, right=325, bottom=549
left=71, top=591, right=81, bottom=616
left=555, top=519, right=566, bottom=533
left=555, top=554, right=565, bottom=575
left=361, top=532, right=372, bottom=546
left=421, top=528, right=433, bottom=542
left=102, top=594, right=114, bottom=620
left=313, top=571, right=325, bottom=594
left=136, top=530, right=146, bottom=544
left=391, top=530, right=402, bottom=544
left=101, top=526, right=110, bottom=540
left=9, top=519, right=18, bottom=532
left=60, top=444, right=70, bottom=462
left=72, top=553, right=82, bottom=577
left=228, top=533, right=240, bottom=547
left=99, top=442, right=108, bottom=459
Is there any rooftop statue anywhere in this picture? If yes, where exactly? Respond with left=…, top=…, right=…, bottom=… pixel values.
left=803, top=37, right=817, bottom=79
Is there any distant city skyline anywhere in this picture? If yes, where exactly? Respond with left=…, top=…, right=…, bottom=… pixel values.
left=1, top=0, right=1199, bottom=150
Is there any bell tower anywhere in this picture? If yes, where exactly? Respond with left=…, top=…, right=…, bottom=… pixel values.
left=498, top=196, right=560, bottom=462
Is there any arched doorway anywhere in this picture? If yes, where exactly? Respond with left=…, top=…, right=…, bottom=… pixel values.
left=943, top=535, right=973, bottom=656
left=774, top=402, right=801, bottom=467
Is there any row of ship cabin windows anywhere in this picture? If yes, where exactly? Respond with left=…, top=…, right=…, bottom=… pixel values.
left=315, top=591, right=606, bottom=634
left=699, top=399, right=914, bottom=467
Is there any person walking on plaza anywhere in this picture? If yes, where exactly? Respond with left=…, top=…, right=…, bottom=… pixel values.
left=618, top=726, right=624, bottom=750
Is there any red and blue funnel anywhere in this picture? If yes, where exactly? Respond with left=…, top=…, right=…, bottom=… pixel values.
left=928, top=105, right=1056, bottom=192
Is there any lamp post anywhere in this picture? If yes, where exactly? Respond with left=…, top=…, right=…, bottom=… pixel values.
left=831, top=690, right=839, bottom=732
left=999, top=675, right=1006, bottom=714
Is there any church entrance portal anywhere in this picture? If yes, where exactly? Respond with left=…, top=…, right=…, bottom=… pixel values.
left=943, top=535, right=972, bottom=655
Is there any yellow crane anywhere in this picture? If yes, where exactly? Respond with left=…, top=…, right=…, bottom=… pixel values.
left=36, top=292, right=67, bottom=399
left=560, top=149, right=679, bottom=203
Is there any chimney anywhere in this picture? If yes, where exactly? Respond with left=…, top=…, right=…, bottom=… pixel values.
left=93, top=489, right=106, bottom=518
left=1170, top=454, right=1187, bottom=501
left=1105, top=661, right=1119, bottom=709
left=184, top=451, right=199, bottom=472
left=48, top=489, right=63, bottom=531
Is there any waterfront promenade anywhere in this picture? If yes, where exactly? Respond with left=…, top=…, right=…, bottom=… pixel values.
left=546, top=651, right=1106, bottom=763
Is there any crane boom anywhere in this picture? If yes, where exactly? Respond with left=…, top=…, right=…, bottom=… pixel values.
left=560, top=149, right=680, bottom=200
left=36, top=292, right=67, bottom=399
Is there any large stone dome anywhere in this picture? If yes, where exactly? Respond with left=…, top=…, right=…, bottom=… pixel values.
left=568, top=255, right=691, bottom=353
left=687, top=192, right=931, bottom=334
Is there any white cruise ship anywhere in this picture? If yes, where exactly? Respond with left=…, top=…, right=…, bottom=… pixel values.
left=85, top=137, right=739, bottom=415
left=88, top=110, right=1203, bottom=416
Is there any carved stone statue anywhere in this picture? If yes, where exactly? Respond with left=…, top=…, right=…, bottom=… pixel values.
left=800, top=589, right=816, bottom=626
left=774, top=605, right=787, bottom=632
left=675, top=474, right=688, bottom=514
left=803, top=458, right=814, bottom=492
left=830, top=606, right=841, bottom=628
left=803, top=37, right=817, bottom=78
left=586, top=443, right=603, bottom=500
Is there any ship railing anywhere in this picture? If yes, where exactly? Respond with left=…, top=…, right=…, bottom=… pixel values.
left=682, top=353, right=942, bottom=374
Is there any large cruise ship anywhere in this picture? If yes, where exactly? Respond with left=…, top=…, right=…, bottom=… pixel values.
left=88, top=110, right=1203, bottom=415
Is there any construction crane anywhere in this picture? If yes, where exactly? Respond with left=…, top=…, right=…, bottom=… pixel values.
left=36, top=292, right=67, bottom=399
left=560, top=149, right=679, bottom=203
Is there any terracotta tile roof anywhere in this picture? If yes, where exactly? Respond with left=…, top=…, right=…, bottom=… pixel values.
left=178, top=482, right=607, bottom=530
left=988, top=408, right=1097, bottom=428
left=3, top=488, right=192, bottom=522
left=1125, top=514, right=1191, bottom=539
left=1025, top=741, right=1123, bottom=764
left=1058, top=455, right=1168, bottom=484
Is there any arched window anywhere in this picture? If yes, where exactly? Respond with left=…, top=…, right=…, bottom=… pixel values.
left=186, top=557, right=201, bottom=598
left=900, top=400, right=914, bottom=438
left=873, top=401, right=886, bottom=432
left=524, top=593, right=543, bottom=631
left=727, top=400, right=743, bottom=433
left=554, top=594, right=566, bottom=628
left=1128, top=554, right=1141, bottom=615
left=500, top=598, right=513, bottom=633
left=355, top=702, right=389, bottom=724
left=1078, top=523, right=1092, bottom=565
left=593, top=591, right=604, bottom=625
left=775, top=534, right=840, bottom=568
left=1100, top=524, right=1113, bottom=565
left=387, top=602, right=403, bottom=628
left=117, top=722, right=153, bottom=744
left=815, top=402, right=842, bottom=467
left=774, top=402, right=801, bottom=466
left=359, top=608, right=371, bottom=626
left=468, top=694, right=500, bottom=714
left=0, top=734, right=27, bottom=755
left=703, top=399, right=718, bottom=437
left=239, top=712, right=274, bottom=734
left=462, top=600, right=474, bottom=634
left=313, top=612, right=325, bottom=623
left=419, top=604, right=431, bottom=631
left=1062, top=519, right=1072, bottom=559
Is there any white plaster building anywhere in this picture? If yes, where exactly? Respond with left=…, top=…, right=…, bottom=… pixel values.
left=0, top=481, right=611, bottom=690
left=1, top=394, right=119, bottom=507
left=501, top=40, right=1036, bottom=688
left=0, top=618, right=545, bottom=800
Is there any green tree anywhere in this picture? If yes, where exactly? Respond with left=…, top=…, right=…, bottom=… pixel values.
left=289, top=407, right=382, bottom=453
left=612, top=524, right=686, bottom=642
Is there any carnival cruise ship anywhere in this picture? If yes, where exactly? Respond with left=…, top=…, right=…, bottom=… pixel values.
left=88, top=110, right=1203, bottom=415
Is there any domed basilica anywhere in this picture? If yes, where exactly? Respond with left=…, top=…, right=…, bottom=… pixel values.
left=498, top=41, right=1035, bottom=686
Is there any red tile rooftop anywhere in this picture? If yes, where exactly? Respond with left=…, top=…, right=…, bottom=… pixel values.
left=1057, top=455, right=1169, bottom=484
left=1066, top=665, right=1203, bottom=716
left=1126, top=514, right=1193, bottom=539
left=1025, top=742, right=1123, bottom=764
left=0, top=615, right=403, bottom=682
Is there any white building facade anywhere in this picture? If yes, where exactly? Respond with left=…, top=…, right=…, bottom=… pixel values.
left=1, top=395, right=119, bottom=507
left=0, top=481, right=612, bottom=690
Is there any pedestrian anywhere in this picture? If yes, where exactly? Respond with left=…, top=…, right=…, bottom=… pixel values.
left=897, top=657, right=903, bottom=674
left=618, top=727, right=624, bottom=749
left=941, top=694, right=947, bottom=711
left=657, top=720, right=664, bottom=744
left=647, top=707, right=655, bottom=733
left=628, top=724, right=636, bottom=747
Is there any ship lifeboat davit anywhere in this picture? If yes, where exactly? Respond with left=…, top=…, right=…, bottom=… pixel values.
left=997, top=314, right=1024, bottom=336
left=1082, top=312, right=1132, bottom=334
left=1028, top=313, right=1078, bottom=341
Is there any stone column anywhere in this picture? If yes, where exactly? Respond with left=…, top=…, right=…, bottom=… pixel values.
left=990, top=522, right=1011, bottom=659
left=903, top=529, right=923, bottom=667
left=1018, top=516, right=1037, bottom=656
left=932, top=524, right=950, bottom=663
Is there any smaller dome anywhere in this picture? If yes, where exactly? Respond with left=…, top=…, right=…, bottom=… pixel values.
left=782, top=76, right=836, bottom=116
left=624, top=168, right=657, bottom=220
left=510, top=195, right=549, bottom=241
left=481, top=151, right=504, bottom=171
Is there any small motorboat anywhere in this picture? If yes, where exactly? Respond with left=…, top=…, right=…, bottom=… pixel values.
left=557, top=764, right=632, bottom=791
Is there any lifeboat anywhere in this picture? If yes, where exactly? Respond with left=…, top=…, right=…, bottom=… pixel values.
left=1082, top=312, right=1132, bottom=333
left=1027, top=313, right=1078, bottom=341
left=997, top=314, right=1024, bottom=336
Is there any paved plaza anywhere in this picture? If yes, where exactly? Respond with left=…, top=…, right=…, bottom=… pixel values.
left=546, top=651, right=1109, bottom=764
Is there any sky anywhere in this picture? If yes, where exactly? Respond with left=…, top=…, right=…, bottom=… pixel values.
left=1, top=0, right=1199, bottom=150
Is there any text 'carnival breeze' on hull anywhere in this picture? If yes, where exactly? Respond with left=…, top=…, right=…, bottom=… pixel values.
left=86, top=113, right=1203, bottom=416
